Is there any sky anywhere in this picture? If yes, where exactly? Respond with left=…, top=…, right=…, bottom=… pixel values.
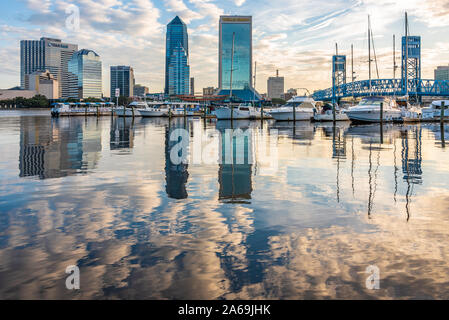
left=0, top=0, right=449, bottom=96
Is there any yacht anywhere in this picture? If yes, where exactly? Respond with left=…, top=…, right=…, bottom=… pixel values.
left=422, top=100, right=449, bottom=121
left=268, top=96, right=317, bottom=121
left=114, top=101, right=146, bottom=117
left=346, top=96, right=402, bottom=123
left=313, top=103, right=349, bottom=122
left=213, top=103, right=267, bottom=120
left=138, top=101, right=170, bottom=117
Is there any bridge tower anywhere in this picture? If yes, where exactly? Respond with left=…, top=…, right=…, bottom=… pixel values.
left=332, top=55, right=346, bottom=104
left=401, top=36, right=421, bottom=98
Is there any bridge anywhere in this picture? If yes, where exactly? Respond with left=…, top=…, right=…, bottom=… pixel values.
left=312, top=35, right=449, bottom=102
left=312, top=78, right=449, bottom=101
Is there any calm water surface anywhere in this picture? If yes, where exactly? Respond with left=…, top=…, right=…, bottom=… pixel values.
left=1, top=110, right=449, bottom=299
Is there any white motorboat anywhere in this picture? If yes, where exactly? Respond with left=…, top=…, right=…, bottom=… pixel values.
left=114, top=101, right=146, bottom=117
left=313, top=103, right=349, bottom=121
left=422, top=100, right=449, bottom=121
left=268, top=96, right=317, bottom=121
left=213, top=103, right=267, bottom=120
left=346, top=96, right=402, bottom=123
left=138, top=101, right=169, bottom=117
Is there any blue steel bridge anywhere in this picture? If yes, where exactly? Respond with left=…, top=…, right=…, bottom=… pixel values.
left=312, top=78, right=449, bottom=101
left=311, top=36, right=449, bottom=102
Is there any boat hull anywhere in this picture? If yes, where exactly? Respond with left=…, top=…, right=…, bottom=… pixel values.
left=114, top=109, right=142, bottom=117
left=347, top=110, right=401, bottom=123
left=213, top=107, right=263, bottom=120
left=139, top=109, right=168, bottom=117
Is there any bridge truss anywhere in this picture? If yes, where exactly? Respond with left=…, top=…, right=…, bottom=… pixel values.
left=312, top=79, right=449, bottom=101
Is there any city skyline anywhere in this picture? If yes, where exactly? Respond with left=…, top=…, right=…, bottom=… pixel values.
left=1, top=0, right=449, bottom=96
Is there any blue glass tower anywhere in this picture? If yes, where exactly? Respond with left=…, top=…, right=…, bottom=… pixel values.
left=168, top=46, right=190, bottom=95
left=218, top=16, right=261, bottom=102
left=68, top=49, right=102, bottom=99
left=165, top=16, right=189, bottom=95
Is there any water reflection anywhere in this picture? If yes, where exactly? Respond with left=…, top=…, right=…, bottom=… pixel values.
left=217, top=121, right=253, bottom=203
left=165, top=118, right=189, bottom=199
left=19, top=117, right=101, bottom=179
left=1, top=112, right=449, bottom=299
left=110, top=117, right=135, bottom=150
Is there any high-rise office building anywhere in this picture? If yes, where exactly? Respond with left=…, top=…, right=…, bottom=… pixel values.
left=267, top=70, right=284, bottom=99
left=165, top=16, right=189, bottom=95
left=110, top=66, right=134, bottom=98
left=20, top=37, right=78, bottom=98
left=168, top=46, right=190, bottom=95
left=67, top=49, right=102, bottom=99
left=435, top=65, right=449, bottom=81
left=218, top=16, right=260, bottom=101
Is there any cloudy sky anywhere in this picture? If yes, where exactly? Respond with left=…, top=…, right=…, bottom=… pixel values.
left=0, top=0, right=449, bottom=95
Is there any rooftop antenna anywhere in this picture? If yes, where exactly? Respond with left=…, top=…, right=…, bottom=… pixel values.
left=368, top=15, right=372, bottom=95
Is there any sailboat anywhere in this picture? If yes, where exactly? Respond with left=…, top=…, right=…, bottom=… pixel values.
left=347, top=15, right=401, bottom=123
left=213, top=32, right=265, bottom=120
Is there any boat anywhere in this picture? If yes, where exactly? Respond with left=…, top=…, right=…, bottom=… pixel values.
left=268, top=96, right=317, bottom=121
left=138, top=101, right=170, bottom=117
left=51, top=102, right=114, bottom=117
left=422, top=100, right=449, bottom=121
left=114, top=101, right=146, bottom=117
left=213, top=103, right=267, bottom=120
left=346, top=96, right=402, bottom=123
left=313, top=103, right=349, bottom=121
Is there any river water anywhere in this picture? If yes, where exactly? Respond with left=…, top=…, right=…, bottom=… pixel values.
left=1, top=110, right=449, bottom=299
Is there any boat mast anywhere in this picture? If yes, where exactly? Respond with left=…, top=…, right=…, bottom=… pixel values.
left=405, top=12, right=409, bottom=97
left=351, top=44, right=354, bottom=83
left=253, top=61, right=257, bottom=105
left=393, top=34, right=396, bottom=79
left=229, top=32, right=235, bottom=101
left=368, top=15, right=372, bottom=95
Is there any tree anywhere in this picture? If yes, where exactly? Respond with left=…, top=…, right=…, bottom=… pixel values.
left=118, top=96, right=133, bottom=107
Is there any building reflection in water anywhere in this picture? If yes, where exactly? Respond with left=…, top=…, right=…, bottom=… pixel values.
left=165, top=118, right=189, bottom=199
left=110, top=117, right=135, bottom=150
left=400, top=126, right=423, bottom=220
left=19, top=117, right=101, bottom=179
left=332, top=125, right=346, bottom=203
left=216, top=120, right=253, bottom=203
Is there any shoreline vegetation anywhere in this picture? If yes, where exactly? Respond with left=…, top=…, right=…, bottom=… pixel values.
left=0, top=95, right=112, bottom=109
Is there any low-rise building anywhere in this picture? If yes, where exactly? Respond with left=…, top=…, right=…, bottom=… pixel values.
left=134, top=84, right=149, bottom=97
left=203, top=87, right=216, bottom=96
left=435, top=65, right=449, bottom=81
left=26, top=70, right=59, bottom=99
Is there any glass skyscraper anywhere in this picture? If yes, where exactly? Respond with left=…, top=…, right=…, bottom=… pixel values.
left=165, top=16, right=190, bottom=95
left=168, top=46, right=190, bottom=95
left=110, top=66, right=134, bottom=98
left=218, top=16, right=260, bottom=101
left=68, top=49, right=102, bottom=99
